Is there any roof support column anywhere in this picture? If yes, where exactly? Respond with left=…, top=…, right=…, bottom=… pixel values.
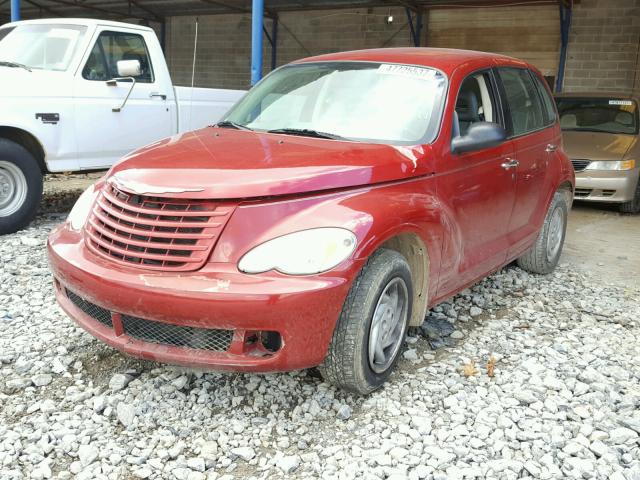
left=405, top=7, right=423, bottom=47
left=11, top=0, right=20, bottom=22
left=251, top=0, right=264, bottom=85
left=555, top=0, right=572, bottom=93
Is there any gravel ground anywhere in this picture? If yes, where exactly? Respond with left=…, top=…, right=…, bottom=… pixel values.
left=1, top=181, right=639, bottom=480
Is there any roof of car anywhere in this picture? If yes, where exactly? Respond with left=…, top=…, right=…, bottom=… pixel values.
left=555, top=91, right=639, bottom=102
left=1, top=18, right=153, bottom=32
left=293, top=48, right=528, bottom=73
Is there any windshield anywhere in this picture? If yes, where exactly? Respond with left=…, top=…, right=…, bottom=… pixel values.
left=556, top=97, right=638, bottom=135
left=0, top=24, right=87, bottom=72
left=223, top=62, right=447, bottom=144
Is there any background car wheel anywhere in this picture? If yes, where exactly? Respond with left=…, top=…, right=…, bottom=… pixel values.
left=517, top=191, right=568, bottom=275
left=319, top=248, right=413, bottom=395
left=0, top=139, right=43, bottom=235
left=619, top=178, right=640, bottom=214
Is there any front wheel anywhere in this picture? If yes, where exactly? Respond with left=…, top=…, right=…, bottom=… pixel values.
left=0, top=139, right=43, bottom=235
left=319, top=249, right=413, bottom=395
left=517, top=191, right=568, bottom=274
left=619, top=178, right=640, bottom=214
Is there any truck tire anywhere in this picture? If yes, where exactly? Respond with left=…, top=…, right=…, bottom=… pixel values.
left=0, top=139, right=43, bottom=235
left=619, top=178, right=640, bottom=214
left=517, top=191, right=568, bottom=274
left=319, top=248, right=413, bottom=395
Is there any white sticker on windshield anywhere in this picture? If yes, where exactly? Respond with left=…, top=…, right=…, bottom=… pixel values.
left=609, top=100, right=633, bottom=106
left=378, top=64, right=435, bottom=80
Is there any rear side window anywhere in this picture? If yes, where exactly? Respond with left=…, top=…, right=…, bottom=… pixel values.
left=530, top=71, right=557, bottom=126
left=82, top=30, right=154, bottom=83
left=498, top=68, right=546, bottom=136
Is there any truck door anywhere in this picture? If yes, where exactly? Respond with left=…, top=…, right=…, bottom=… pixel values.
left=73, top=27, right=174, bottom=169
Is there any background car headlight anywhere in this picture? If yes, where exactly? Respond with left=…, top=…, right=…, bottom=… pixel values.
left=238, top=228, right=357, bottom=275
left=68, top=185, right=96, bottom=231
left=585, top=160, right=636, bottom=171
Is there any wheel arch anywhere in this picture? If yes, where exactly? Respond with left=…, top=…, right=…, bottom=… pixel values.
left=0, top=126, right=47, bottom=173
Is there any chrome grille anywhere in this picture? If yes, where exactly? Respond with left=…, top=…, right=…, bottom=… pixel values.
left=571, top=159, right=590, bottom=172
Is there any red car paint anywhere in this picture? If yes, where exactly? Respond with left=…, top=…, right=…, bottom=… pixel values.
left=48, top=48, right=574, bottom=372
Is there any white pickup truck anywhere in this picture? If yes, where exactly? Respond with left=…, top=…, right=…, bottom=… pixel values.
left=0, top=18, right=245, bottom=234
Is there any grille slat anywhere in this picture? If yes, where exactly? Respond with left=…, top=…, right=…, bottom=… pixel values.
left=571, top=159, right=590, bottom=172
left=65, top=289, right=232, bottom=352
left=85, top=183, right=234, bottom=271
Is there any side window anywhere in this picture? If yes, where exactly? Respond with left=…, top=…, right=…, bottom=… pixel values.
left=530, top=70, right=557, bottom=126
left=498, top=68, right=546, bottom=136
left=454, top=71, right=498, bottom=137
left=82, top=31, right=154, bottom=83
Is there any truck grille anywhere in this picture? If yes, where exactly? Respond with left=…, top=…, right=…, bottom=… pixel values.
left=571, top=159, right=590, bottom=172
left=85, top=183, right=235, bottom=271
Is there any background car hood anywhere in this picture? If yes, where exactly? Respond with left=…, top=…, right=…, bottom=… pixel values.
left=562, top=130, right=636, bottom=161
left=107, top=128, right=432, bottom=199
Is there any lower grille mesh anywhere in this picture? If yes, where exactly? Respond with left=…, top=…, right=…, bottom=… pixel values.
left=67, top=290, right=113, bottom=328
left=65, top=289, right=232, bottom=352
left=121, top=315, right=233, bottom=352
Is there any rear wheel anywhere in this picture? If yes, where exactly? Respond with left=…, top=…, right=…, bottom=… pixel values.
left=319, top=249, right=413, bottom=395
left=0, top=139, right=43, bottom=235
left=619, top=178, right=640, bottom=214
left=517, top=191, right=568, bottom=274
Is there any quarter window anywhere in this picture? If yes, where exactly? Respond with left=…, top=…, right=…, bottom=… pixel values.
left=531, top=71, right=557, bottom=126
left=498, top=68, right=546, bottom=136
left=82, top=31, right=154, bottom=83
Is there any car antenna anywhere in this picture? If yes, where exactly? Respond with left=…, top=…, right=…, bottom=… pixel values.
left=189, top=17, right=199, bottom=131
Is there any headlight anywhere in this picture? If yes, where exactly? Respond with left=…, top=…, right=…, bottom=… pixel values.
left=238, top=228, right=357, bottom=275
left=585, top=160, right=636, bottom=171
left=68, top=185, right=96, bottom=231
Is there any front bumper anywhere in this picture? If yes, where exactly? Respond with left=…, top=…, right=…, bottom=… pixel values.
left=48, top=224, right=362, bottom=372
left=574, top=168, right=640, bottom=203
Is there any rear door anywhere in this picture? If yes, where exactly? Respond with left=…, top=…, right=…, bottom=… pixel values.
left=436, top=69, right=517, bottom=298
left=496, top=67, right=555, bottom=257
left=72, top=27, right=174, bottom=169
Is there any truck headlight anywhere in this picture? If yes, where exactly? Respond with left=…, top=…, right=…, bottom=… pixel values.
left=585, top=160, right=636, bottom=171
left=68, top=185, right=96, bottom=231
left=238, top=228, right=357, bottom=275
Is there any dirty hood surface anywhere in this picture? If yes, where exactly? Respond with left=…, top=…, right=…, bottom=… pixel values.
left=107, top=128, right=431, bottom=199
left=562, top=130, right=636, bottom=161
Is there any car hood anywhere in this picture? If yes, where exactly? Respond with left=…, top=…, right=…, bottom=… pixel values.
left=107, top=129, right=433, bottom=199
left=562, top=130, right=636, bottom=161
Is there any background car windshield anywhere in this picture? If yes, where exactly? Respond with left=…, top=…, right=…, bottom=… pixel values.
left=0, top=24, right=87, bottom=71
left=224, top=62, right=447, bottom=144
left=556, top=97, right=638, bottom=135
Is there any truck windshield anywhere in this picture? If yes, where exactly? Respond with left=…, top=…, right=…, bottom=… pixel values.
left=556, top=97, right=638, bottom=135
left=0, top=24, right=87, bottom=72
left=223, top=62, right=447, bottom=145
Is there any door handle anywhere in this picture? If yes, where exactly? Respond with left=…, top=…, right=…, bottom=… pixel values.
left=545, top=144, right=558, bottom=153
left=149, top=92, right=167, bottom=100
left=501, top=158, right=519, bottom=169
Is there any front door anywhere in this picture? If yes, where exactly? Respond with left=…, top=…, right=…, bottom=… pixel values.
left=73, top=27, right=174, bottom=169
left=436, top=70, right=517, bottom=298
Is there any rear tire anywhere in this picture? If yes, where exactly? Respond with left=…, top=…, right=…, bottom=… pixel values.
left=517, top=191, right=568, bottom=274
left=619, top=178, right=640, bottom=214
left=319, top=249, right=413, bottom=395
left=0, top=139, right=43, bottom=235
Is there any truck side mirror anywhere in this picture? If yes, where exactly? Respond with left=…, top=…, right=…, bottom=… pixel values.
left=116, top=59, right=141, bottom=77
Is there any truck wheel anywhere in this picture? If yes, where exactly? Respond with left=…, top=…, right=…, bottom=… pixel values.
left=619, top=178, right=640, bottom=214
left=517, top=191, right=568, bottom=274
left=319, top=249, right=413, bottom=395
left=0, top=139, right=43, bottom=235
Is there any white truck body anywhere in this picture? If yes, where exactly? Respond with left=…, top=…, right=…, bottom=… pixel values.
left=0, top=18, right=245, bottom=173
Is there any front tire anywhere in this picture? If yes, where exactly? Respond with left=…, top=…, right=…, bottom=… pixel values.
left=319, top=249, right=413, bottom=395
left=619, top=178, right=640, bottom=214
left=0, top=139, right=43, bottom=235
left=517, top=191, right=568, bottom=274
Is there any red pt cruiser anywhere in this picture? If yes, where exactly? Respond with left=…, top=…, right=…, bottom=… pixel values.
left=48, top=49, right=574, bottom=394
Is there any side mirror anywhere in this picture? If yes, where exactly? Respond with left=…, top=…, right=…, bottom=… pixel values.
left=116, top=59, right=141, bottom=77
left=451, top=122, right=507, bottom=154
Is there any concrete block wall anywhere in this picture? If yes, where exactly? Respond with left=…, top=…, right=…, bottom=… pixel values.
left=563, top=0, right=640, bottom=92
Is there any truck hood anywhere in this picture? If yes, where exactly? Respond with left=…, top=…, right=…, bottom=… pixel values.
left=0, top=66, right=72, bottom=98
left=562, top=130, right=636, bottom=161
left=107, top=129, right=432, bottom=199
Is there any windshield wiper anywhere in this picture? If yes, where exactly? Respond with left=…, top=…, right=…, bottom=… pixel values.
left=213, top=120, right=252, bottom=131
left=267, top=128, right=346, bottom=140
left=0, top=61, right=32, bottom=72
